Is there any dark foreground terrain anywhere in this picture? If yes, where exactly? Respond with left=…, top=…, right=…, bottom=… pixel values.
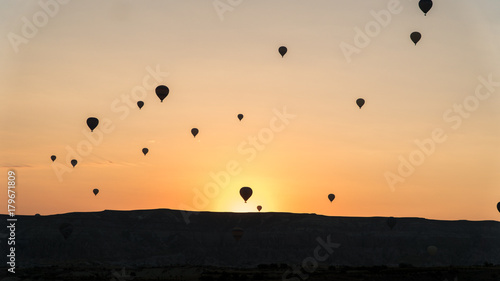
left=2, top=264, right=500, bottom=281
left=1, top=209, right=500, bottom=280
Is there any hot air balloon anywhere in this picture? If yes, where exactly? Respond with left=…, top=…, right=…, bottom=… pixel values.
left=232, top=227, right=244, bottom=241
left=257, top=205, right=262, bottom=212
left=50, top=155, right=56, bottom=162
left=142, top=148, right=149, bottom=155
left=137, top=101, right=144, bottom=109
left=93, top=188, right=99, bottom=196
left=155, top=85, right=169, bottom=102
left=427, top=245, right=438, bottom=256
left=237, top=114, right=244, bottom=121
left=59, top=223, right=73, bottom=240
left=356, top=98, right=365, bottom=109
left=497, top=202, right=500, bottom=213
left=387, top=217, right=396, bottom=230
left=328, top=194, right=335, bottom=202
left=278, top=46, right=287, bottom=57
left=86, top=117, right=99, bottom=132
left=419, top=0, right=432, bottom=16
left=191, top=128, right=199, bottom=138
left=240, top=186, right=253, bottom=203
left=410, top=32, right=421, bottom=45
left=71, top=159, right=77, bottom=167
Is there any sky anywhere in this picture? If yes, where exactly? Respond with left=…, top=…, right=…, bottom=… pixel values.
left=1, top=0, right=499, bottom=221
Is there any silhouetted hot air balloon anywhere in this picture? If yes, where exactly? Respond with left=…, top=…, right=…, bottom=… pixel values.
left=87, top=117, right=99, bottom=132
left=232, top=227, right=243, bottom=241
left=191, top=128, right=199, bottom=138
left=356, top=98, right=365, bottom=109
left=50, top=155, right=56, bottom=162
left=387, top=217, right=396, bottom=230
left=257, top=205, right=262, bottom=212
left=278, top=46, right=287, bottom=57
left=59, top=223, right=73, bottom=240
left=410, top=32, right=421, bottom=45
left=155, top=85, right=169, bottom=102
left=427, top=245, right=438, bottom=256
left=71, top=159, right=77, bottom=167
left=237, top=114, right=244, bottom=121
left=93, top=188, right=99, bottom=196
left=328, top=194, right=335, bottom=202
left=137, top=101, right=144, bottom=109
left=240, top=187, right=253, bottom=203
left=497, top=202, right=500, bottom=213
left=419, top=0, right=432, bottom=16
left=142, top=148, right=149, bottom=155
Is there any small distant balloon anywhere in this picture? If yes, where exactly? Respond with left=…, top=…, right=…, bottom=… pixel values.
left=71, top=159, right=78, bottom=167
left=257, top=205, right=262, bottom=212
left=278, top=46, right=287, bottom=57
left=191, top=128, right=199, bottom=138
left=240, top=186, right=253, bottom=203
left=59, top=223, right=73, bottom=240
left=93, top=188, right=99, bottom=196
left=427, top=245, right=438, bottom=256
left=356, top=98, right=365, bottom=109
left=232, top=227, right=244, bottom=241
left=237, top=114, right=244, bottom=121
left=387, top=217, right=396, bottom=230
left=155, top=85, right=169, bottom=102
left=137, top=101, right=144, bottom=109
left=497, top=202, right=500, bottom=213
left=142, top=148, right=149, bottom=156
left=419, top=0, right=433, bottom=16
left=328, top=194, right=335, bottom=202
left=410, top=32, right=421, bottom=45
left=87, top=117, right=99, bottom=132
left=50, top=155, right=56, bottom=162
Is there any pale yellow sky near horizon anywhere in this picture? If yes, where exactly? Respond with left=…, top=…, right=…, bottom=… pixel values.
left=1, top=0, right=499, bottom=221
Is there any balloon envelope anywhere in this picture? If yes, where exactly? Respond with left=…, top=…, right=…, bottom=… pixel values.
left=257, top=205, right=262, bottom=212
left=87, top=117, right=99, bottom=132
left=155, top=85, right=169, bottom=102
left=70, top=159, right=77, bottom=167
left=427, top=245, right=438, bottom=256
left=93, top=188, right=99, bottom=196
left=142, top=148, right=149, bottom=155
left=328, top=194, right=335, bottom=202
left=387, top=217, right=396, bottom=229
left=59, top=223, right=73, bottom=240
left=191, top=128, right=199, bottom=138
left=356, top=98, right=365, bottom=109
left=237, top=114, right=244, bottom=121
left=419, top=0, right=432, bottom=15
left=278, top=46, right=287, bottom=57
left=50, top=155, right=56, bottom=162
left=232, top=227, right=244, bottom=241
left=240, top=186, right=253, bottom=203
left=137, top=101, right=144, bottom=109
left=410, top=32, right=421, bottom=45
left=497, top=202, right=500, bottom=213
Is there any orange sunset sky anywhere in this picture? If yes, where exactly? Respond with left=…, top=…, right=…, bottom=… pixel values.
left=1, top=0, right=499, bottom=220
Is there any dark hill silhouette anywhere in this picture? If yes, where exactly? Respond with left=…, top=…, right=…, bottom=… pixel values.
left=1, top=209, right=499, bottom=268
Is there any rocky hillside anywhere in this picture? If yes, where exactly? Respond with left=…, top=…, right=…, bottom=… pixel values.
left=1, top=209, right=499, bottom=268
